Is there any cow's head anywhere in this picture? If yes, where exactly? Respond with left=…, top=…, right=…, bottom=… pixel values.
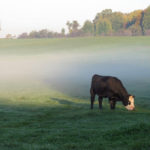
left=125, top=95, right=135, bottom=111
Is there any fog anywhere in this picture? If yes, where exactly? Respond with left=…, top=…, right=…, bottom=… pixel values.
left=0, top=47, right=150, bottom=98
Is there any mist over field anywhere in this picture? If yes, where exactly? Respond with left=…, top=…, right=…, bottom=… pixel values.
left=0, top=37, right=150, bottom=98
left=0, top=37, right=150, bottom=150
left=1, top=0, right=150, bottom=149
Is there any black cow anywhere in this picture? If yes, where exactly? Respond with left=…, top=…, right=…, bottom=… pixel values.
left=90, top=74, right=135, bottom=110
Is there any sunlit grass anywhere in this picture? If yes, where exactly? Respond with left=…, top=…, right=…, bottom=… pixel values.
left=0, top=36, right=150, bottom=55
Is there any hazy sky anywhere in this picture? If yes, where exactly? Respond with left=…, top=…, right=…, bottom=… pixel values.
left=0, top=0, right=149, bottom=37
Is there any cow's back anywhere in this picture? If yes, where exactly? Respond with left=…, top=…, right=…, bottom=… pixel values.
left=90, top=74, right=124, bottom=97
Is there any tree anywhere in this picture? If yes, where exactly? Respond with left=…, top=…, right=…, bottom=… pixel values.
left=47, top=31, right=54, bottom=38
left=66, top=21, right=72, bottom=34
left=111, top=12, right=124, bottom=32
left=6, top=34, right=12, bottom=39
left=82, top=20, right=94, bottom=36
left=38, top=29, right=49, bottom=38
left=128, top=25, right=142, bottom=36
left=18, top=32, right=28, bottom=39
left=96, top=19, right=112, bottom=35
left=29, top=31, right=39, bottom=38
left=126, top=10, right=142, bottom=28
left=93, top=9, right=113, bottom=24
left=16, top=5, right=150, bottom=38
left=61, top=28, right=65, bottom=36
left=143, top=6, right=150, bottom=34
left=72, top=20, right=79, bottom=32
left=101, top=9, right=112, bottom=18
left=93, top=10, right=112, bottom=35
left=66, top=20, right=80, bottom=37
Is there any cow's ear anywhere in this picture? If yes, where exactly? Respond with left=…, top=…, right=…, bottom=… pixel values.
left=128, top=94, right=135, bottom=98
left=130, top=95, right=135, bottom=98
left=128, top=94, right=131, bottom=98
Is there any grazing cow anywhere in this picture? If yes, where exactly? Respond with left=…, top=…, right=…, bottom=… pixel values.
left=90, top=74, right=135, bottom=110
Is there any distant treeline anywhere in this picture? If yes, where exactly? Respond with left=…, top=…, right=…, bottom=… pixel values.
left=18, top=6, right=150, bottom=38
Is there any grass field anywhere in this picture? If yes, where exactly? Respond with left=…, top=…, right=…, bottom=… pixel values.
left=0, top=37, right=150, bottom=150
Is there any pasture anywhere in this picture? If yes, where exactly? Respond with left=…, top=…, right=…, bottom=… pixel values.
left=0, top=37, right=150, bottom=150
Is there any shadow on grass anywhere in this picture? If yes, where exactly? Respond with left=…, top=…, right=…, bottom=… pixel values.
left=50, top=97, right=89, bottom=108
left=0, top=97, right=150, bottom=150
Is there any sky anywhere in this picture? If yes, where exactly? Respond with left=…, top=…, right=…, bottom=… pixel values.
left=0, top=0, right=149, bottom=37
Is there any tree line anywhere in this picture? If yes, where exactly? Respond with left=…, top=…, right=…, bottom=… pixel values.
left=17, top=6, right=150, bottom=39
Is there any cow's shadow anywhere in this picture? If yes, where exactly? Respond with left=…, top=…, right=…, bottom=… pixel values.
left=50, top=97, right=89, bottom=107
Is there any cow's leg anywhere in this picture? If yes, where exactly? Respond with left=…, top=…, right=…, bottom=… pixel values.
left=109, top=99, right=116, bottom=110
left=90, top=88, right=95, bottom=109
left=91, top=95, right=95, bottom=109
left=90, top=94, right=95, bottom=109
left=98, top=96, right=103, bottom=109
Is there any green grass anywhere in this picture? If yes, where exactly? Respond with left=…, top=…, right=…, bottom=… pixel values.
left=0, top=37, right=150, bottom=150
left=0, top=87, right=150, bottom=150
left=0, top=36, right=150, bottom=55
